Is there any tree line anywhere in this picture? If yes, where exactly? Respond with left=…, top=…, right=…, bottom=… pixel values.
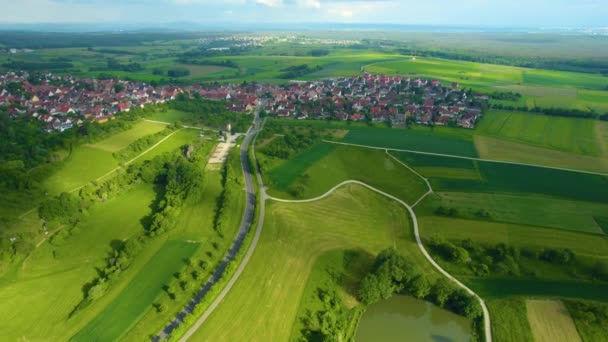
left=427, top=238, right=608, bottom=282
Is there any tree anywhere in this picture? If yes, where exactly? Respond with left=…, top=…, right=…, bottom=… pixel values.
left=114, top=83, right=125, bottom=93
left=409, top=275, right=431, bottom=299
left=431, top=278, right=454, bottom=307
left=358, top=274, right=381, bottom=305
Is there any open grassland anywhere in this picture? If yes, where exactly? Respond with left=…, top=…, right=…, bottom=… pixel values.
left=266, top=143, right=336, bottom=189
left=392, top=151, right=608, bottom=203
left=72, top=240, right=199, bottom=342
left=0, top=183, right=157, bottom=341
left=89, top=120, right=167, bottom=153
left=190, top=184, right=440, bottom=341
left=526, top=300, right=581, bottom=342
left=120, top=170, right=235, bottom=340
left=486, top=298, right=534, bottom=342
left=418, top=216, right=608, bottom=259
left=42, top=120, right=168, bottom=194
left=474, top=135, right=608, bottom=174
left=429, top=192, right=608, bottom=234
left=476, top=111, right=600, bottom=156
left=266, top=144, right=428, bottom=204
left=341, top=126, right=478, bottom=157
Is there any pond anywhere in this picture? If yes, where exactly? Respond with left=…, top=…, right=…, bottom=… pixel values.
left=356, top=295, right=472, bottom=342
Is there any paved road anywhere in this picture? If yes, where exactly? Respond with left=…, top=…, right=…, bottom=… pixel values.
left=155, top=109, right=263, bottom=341
left=325, top=140, right=608, bottom=177
left=267, top=180, right=493, bottom=342
left=176, top=108, right=269, bottom=342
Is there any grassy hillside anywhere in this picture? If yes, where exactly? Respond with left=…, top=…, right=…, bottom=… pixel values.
left=190, top=184, right=440, bottom=341
left=0, top=183, right=157, bottom=341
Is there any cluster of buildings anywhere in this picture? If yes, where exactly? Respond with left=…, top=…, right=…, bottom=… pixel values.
left=259, top=74, right=488, bottom=128
left=0, top=72, right=184, bottom=132
left=1, top=71, right=487, bottom=133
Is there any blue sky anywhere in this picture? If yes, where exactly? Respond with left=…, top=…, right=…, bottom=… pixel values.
left=1, top=0, right=606, bottom=27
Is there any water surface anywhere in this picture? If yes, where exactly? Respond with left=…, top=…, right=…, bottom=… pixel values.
left=356, top=295, right=471, bottom=342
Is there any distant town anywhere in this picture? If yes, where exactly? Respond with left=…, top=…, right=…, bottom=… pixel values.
left=0, top=71, right=488, bottom=133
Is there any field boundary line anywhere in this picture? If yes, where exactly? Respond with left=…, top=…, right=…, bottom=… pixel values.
left=67, top=128, right=185, bottom=194
left=267, top=180, right=492, bottom=342
left=323, top=140, right=608, bottom=177
left=385, top=149, right=434, bottom=207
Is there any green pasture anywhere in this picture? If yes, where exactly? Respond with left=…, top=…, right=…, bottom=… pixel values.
left=265, top=143, right=336, bottom=189
left=90, top=120, right=167, bottom=153
left=477, top=111, right=600, bottom=156
left=72, top=240, right=199, bottom=342
left=43, top=121, right=167, bottom=193
left=0, top=183, right=156, bottom=341
left=392, top=151, right=608, bottom=203
left=418, top=216, right=608, bottom=259
left=265, top=143, right=428, bottom=204
left=341, top=126, right=478, bottom=157
left=486, top=298, right=534, bottom=342
left=429, top=192, right=608, bottom=234
left=190, top=184, right=439, bottom=340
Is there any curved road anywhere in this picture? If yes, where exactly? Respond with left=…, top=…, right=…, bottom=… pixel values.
left=268, top=180, right=492, bottom=342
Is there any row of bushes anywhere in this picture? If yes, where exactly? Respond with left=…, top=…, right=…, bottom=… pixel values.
left=70, top=146, right=206, bottom=315
left=112, top=127, right=175, bottom=162
left=214, top=148, right=243, bottom=237
left=427, top=238, right=608, bottom=282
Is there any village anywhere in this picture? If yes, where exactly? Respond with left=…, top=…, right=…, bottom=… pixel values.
left=0, top=71, right=487, bottom=133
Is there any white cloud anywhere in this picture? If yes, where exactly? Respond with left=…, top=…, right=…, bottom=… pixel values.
left=297, top=0, right=321, bottom=9
left=256, top=0, right=282, bottom=7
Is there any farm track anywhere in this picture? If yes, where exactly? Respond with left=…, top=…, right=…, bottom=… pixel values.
left=266, top=180, right=492, bottom=342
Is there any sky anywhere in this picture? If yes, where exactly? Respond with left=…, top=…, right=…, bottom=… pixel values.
left=0, top=0, right=606, bottom=27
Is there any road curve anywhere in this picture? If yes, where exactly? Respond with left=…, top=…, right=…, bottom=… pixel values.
left=267, top=180, right=493, bottom=342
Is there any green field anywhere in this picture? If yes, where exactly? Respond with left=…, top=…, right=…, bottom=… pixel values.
left=72, top=240, right=199, bottom=342
left=0, top=183, right=157, bottom=341
left=467, top=279, right=608, bottom=302
left=89, top=120, right=167, bottom=153
left=486, top=298, right=534, bottom=342
left=428, top=192, right=608, bottom=234
left=265, top=143, right=428, bottom=204
left=190, top=184, right=440, bottom=341
left=364, top=57, right=608, bottom=110
left=477, top=111, right=600, bottom=156
left=418, top=216, right=608, bottom=259
left=392, top=151, right=608, bottom=203
left=42, top=120, right=168, bottom=194
left=341, top=127, right=478, bottom=157
left=474, top=135, right=608, bottom=174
